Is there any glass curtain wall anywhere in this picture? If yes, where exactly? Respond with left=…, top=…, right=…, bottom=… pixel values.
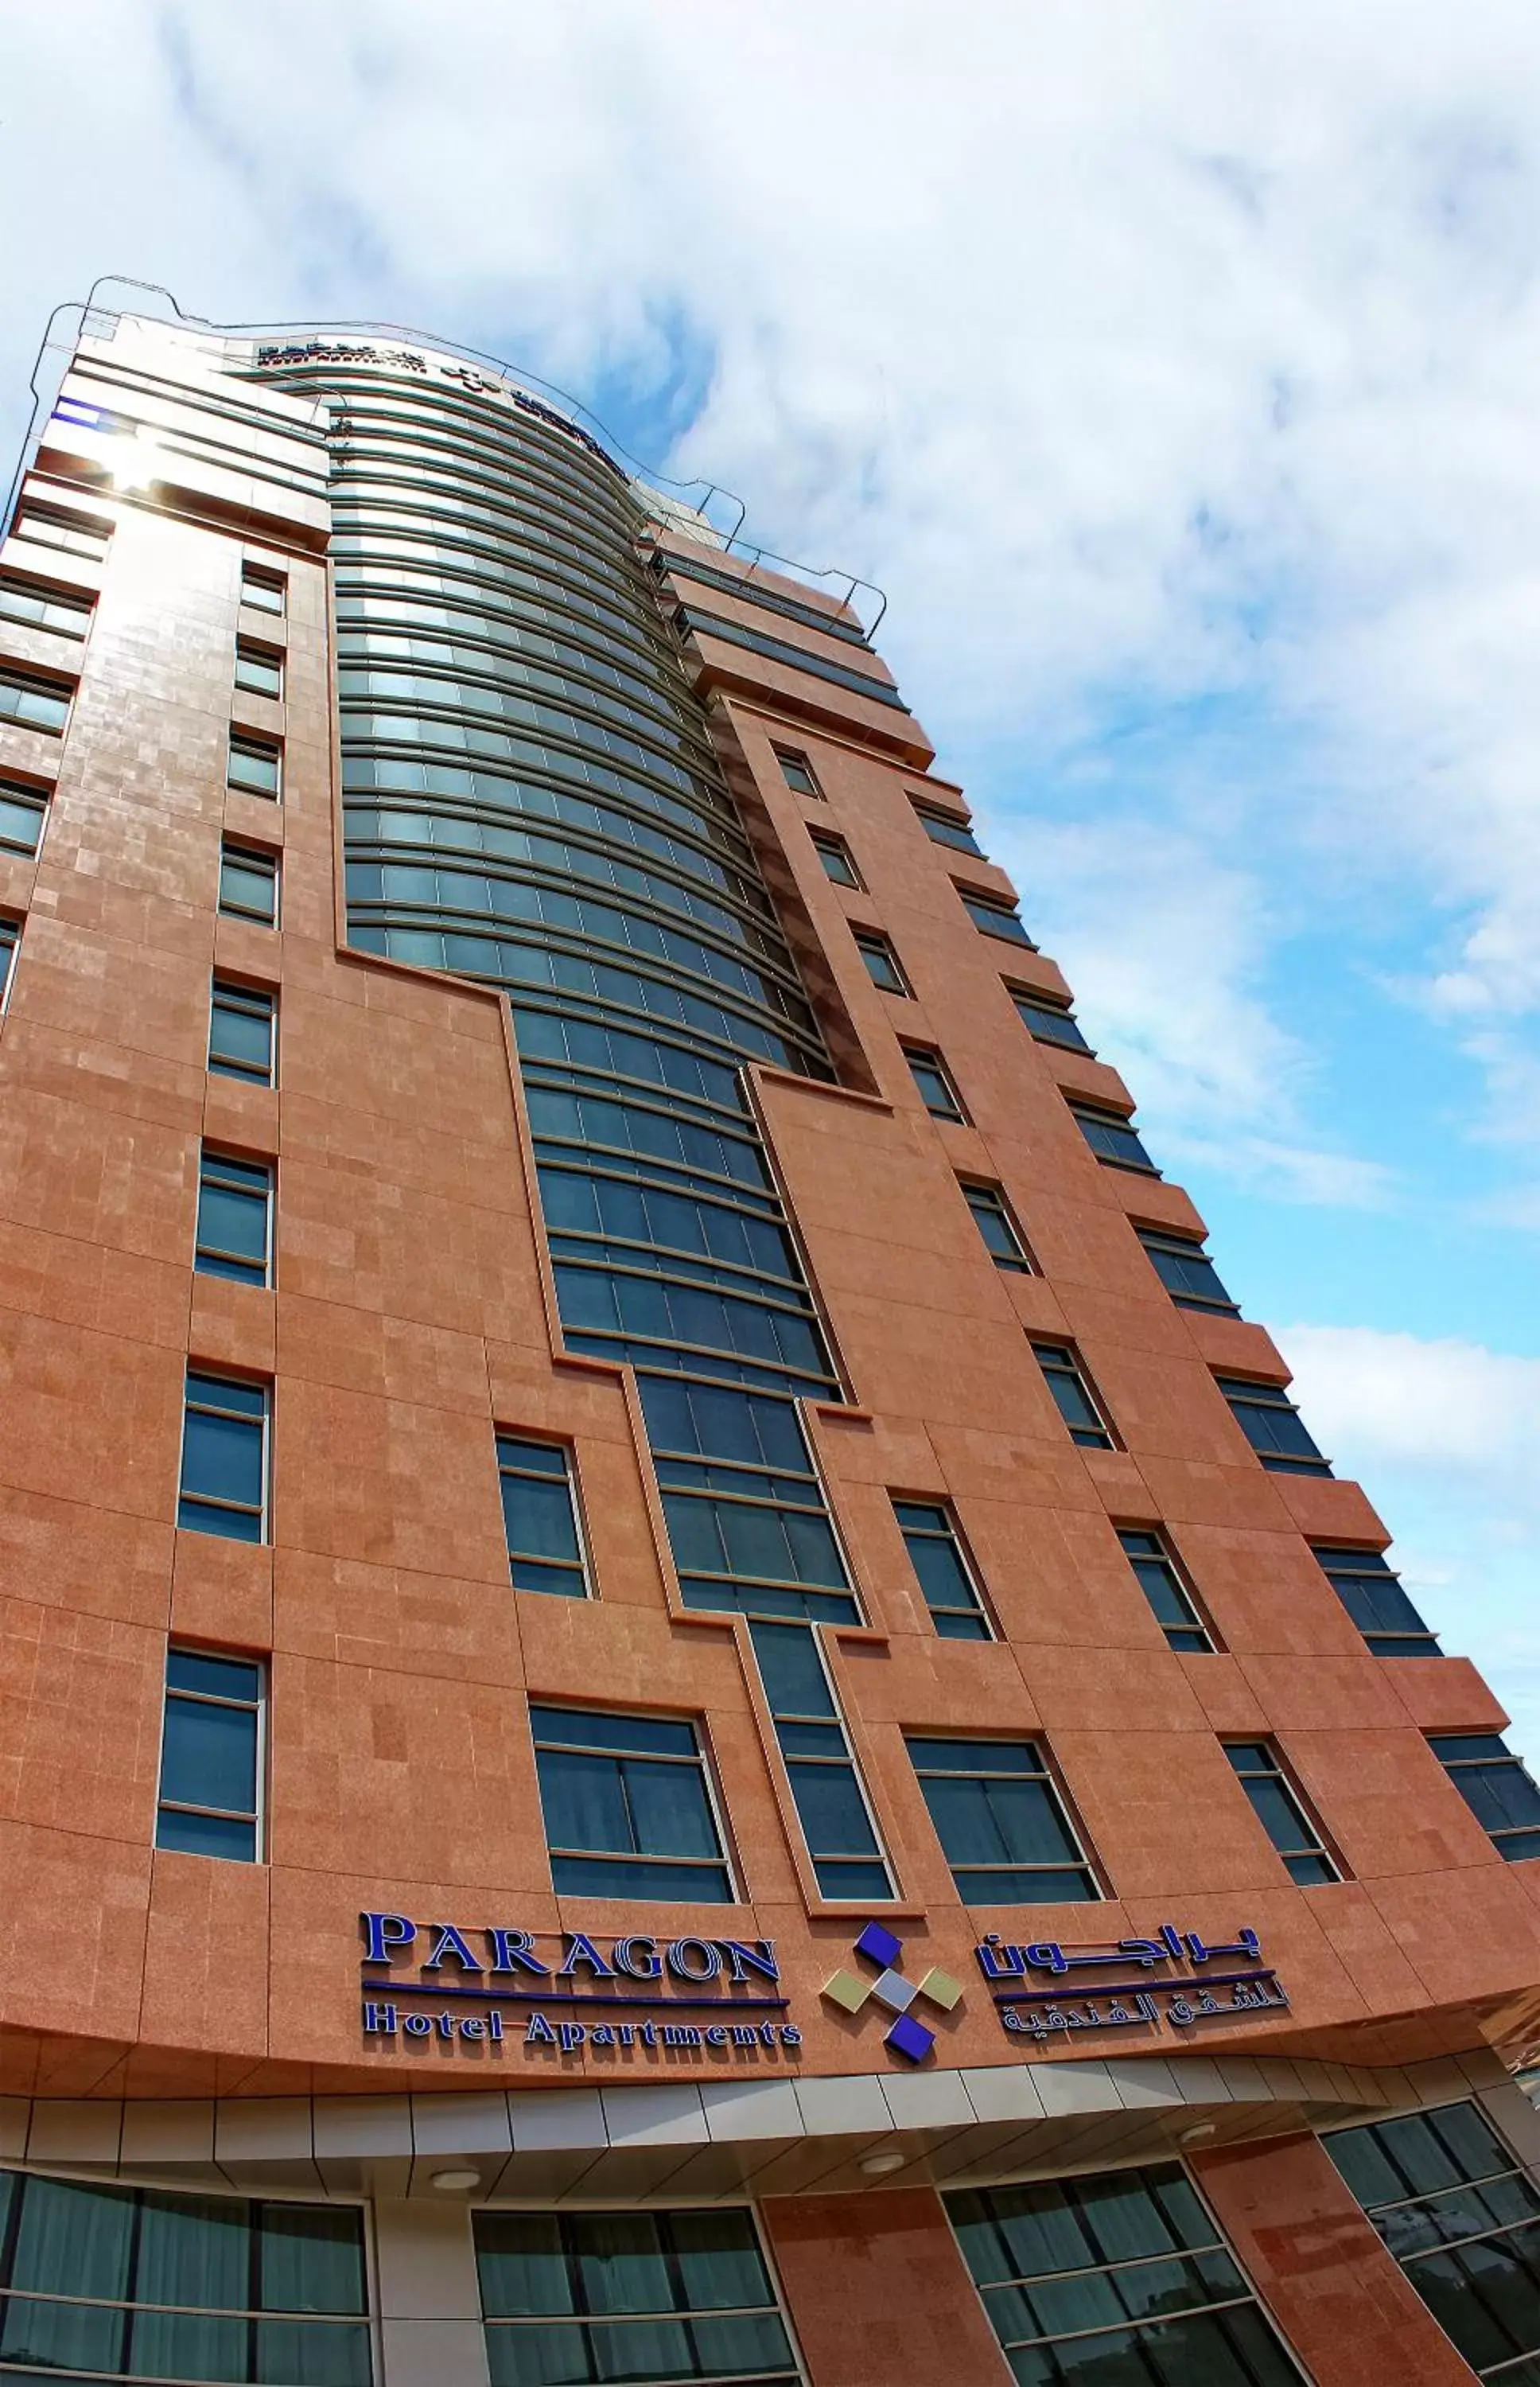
left=260, top=353, right=891, bottom=1902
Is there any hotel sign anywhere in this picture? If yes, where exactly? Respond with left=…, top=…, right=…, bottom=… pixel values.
left=359, top=1912, right=802, bottom=2060
left=976, top=1922, right=1289, bottom=2042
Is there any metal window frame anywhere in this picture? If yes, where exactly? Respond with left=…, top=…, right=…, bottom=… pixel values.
left=1068, top=1099, right=1160, bottom=1175
left=771, top=744, right=822, bottom=797
left=0, top=662, right=74, bottom=736
left=234, top=637, right=284, bottom=700
left=1031, top=1339, right=1118, bottom=1451
left=1138, top=1225, right=1239, bottom=1314
left=208, top=979, right=277, bottom=1085
left=751, top=1620, right=898, bottom=1897
left=1312, top=1544, right=1442, bottom=1657
left=0, top=774, right=49, bottom=857
left=0, top=917, right=19, bottom=1016
left=1215, top=1374, right=1332, bottom=1474
left=911, top=797, right=983, bottom=855
left=529, top=1702, right=740, bottom=1901
left=14, top=500, right=112, bottom=558
left=496, top=1431, right=593, bottom=1598
left=901, top=1040, right=967, bottom=1122
left=905, top=1732, right=1104, bottom=1902
left=957, top=886, right=1035, bottom=947
left=891, top=1493, right=995, bottom=1639
left=227, top=727, right=282, bottom=800
left=959, top=1176, right=1032, bottom=1272
left=853, top=926, right=910, bottom=996
left=177, top=1369, right=272, bottom=1544
left=240, top=563, right=287, bottom=615
left=1117, top=1524, right=1218, bottom=1653
left=1430, top=1733, right=1540, bottom=1858
left=1011, top=987, right=1093, bottom=1053
left=1223, top=1739, right=1343, bottom=1884
left=194, top=1147, right=274, bottom=1288
left=155, top=1644, right=267, bottom=1862
left=809, top=828, right=861, bottom=890
left=0, top=570, right=95, bottom=640
left=218, top=839, right=281, bottom=927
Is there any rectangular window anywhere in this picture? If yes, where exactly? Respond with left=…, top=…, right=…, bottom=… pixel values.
left=1139, top=1226, right=1239, bottom=1313
left=0, top=2169, right=370, bottom=2380
left=14, top=503, right=111, bottom=559
left=1224, top=1741, right=1340, bottom=1884
left=1430, top=1733, right=1540, bottom=1862
left=1032, top=1341, right=1116, bottom=1449
left=498, top=1435, right=589, bottom=1597
left=960, top=889, right=1034, bottom=946
left=1119, top=1528, right=1215, bottom=1653
left=773, top=744, right=820, bottom=796
left=1013, top=988, right=1093, bottom=1052
left=947, top=2163, right=1300, bottom=2385
left=960, top=1178, right=1031, bottom=1272
left=241, top=563, right=286, bottom=615
left=476, top=2208, right=799, bottom=2387
left=0, top=665, right=71, bottom=735
left=750, top=1619, right=894, bottom=1901
left=235, top=639, right=283, bottom=700
left=195, top=1148, right=274, bottom=1287
left=1218, top=1375, right=1331, bottom=1474
left=157, top=1647, right=264, bottom=1860
left=1070, top=1099, right=1159, bottom=1174
left=893, top=1498, right=992, bottom=1640
left=1327, top=2099, right=1540, bottom=2381
left=219, top=840, right=279, bottom=927
left=913, top=799, right=983, bottom=855
left=0, top=573, right=93, bottom=640
left=1316, top=1546, right=1441, bottom=1657
left=208, top=979, right=275, bottom=1084
left=178, top=1370, right=270, bottom=1542
left=0, top=919, right=18, bottom=1008
left=228, top=729, right=281, bottom=800
left=530, top=1704, right=733, bottom=1901
left=811, top=829, right=861, bottom=887
left=903, top=1042, right=966, bottom=1121
left=854, top=928, right=908, bottom=994
left=907, top=1736, right=1100, bottom=1903
left=0, top=777, right=48, bottom=855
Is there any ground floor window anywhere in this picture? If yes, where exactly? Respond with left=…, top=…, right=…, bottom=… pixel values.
left=1326, top=2097, right=1540, bottom=2379
left=474, top=2206, right=799, bottom=2385
left=0, top=2170, right=370, bottom=2382
left=945, top=2160, right=1301, bottom=2383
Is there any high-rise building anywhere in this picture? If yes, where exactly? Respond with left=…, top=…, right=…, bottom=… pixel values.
left=0, top=305, right=1537, bottom=2385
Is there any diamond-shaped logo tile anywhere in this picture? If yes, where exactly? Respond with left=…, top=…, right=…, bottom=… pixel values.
left=820, top=1923, right=964, bottom=2062
left=822, top=1968, right=869, bottom=2015
left=885, top=2011, right=935, bottom=2063
left=854, top=1920, right=904, bottom=1970
left=916, top=1967, right=964, bottom=2012
left=869, top=1968, right=920, bottom=2015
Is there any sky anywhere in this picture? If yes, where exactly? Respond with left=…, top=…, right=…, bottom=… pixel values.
left=2, top=2, right=1539, bottom=1757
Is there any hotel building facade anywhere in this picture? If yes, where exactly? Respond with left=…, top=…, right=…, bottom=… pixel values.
left=0, top=306, right=1538, bottom=2384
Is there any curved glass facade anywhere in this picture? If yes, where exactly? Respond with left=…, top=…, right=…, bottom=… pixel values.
left=259, top=356, right=892, bottom=1902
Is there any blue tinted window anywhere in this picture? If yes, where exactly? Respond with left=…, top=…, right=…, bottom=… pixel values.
left=157, top=1646, right=263, bottom=1862
left=208, top=980, right=276, bottom=1084
left=1430, top=1733, right=1540, bottom=1862
left=1140, top=1229, right=1238, bottom=1313
left=904, top=1043, right=965, bottom=1120
left=908, top=1737, right=1099, bottom=1903
left=498, top=1435, right=588, bottom=1595
left=961, top=890, right=1033, bottom=946
left=1224, top=1742, right=1339, bottom=1885
left=1071, top=1102, right=1157, bottom=1173
left=179, top=1371, right=269, bottom=1542
left=1032, top=1342, right=1114, bottom=1450
left=0, top=778, right=48, bottom=855
left=196, top=1149, right=273, bottom=1286
left=530, top=1706, right=733, bottom=1901
left=1119, top=1528, right=1214, bottom=1653
left=961, top=1180, right=1030, bottom=1271
left=220, top=842, right=279, bottom=925
left=1315, top=1547, right=1441, bottom=1656
left=893, top=1500, right=992, bottom=1640
left=1013, top=991, right=1091, bottom=1052
left=1217, top=1376, right=1331, bottom=1474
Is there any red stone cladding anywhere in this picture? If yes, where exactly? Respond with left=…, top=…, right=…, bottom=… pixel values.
left=761, top=2186, right=1013, bottom=2387
left=0, top=345, right=1534, bottom=2105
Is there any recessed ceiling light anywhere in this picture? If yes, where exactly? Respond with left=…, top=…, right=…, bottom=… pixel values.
left=430, top=2167, right=481, bottom=2191
left=860, top=2150, right=906, bottom=2177
left=1179, top=2123, right=1216, bottom=2145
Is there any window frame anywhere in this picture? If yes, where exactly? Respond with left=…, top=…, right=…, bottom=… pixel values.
left=772, top=743, right=821, bottom=797
left=0, top=774, right=49, bottom=857
left=892, top=1494, right=994, bottom=1641
left=1313, top=1544, right=1442, bottom=1657
left=1429, top=1731, right=1540, bottom=1862
left=1138, top=1225, right=1240, bottom=1314
left=240, top=563, right=287, bottom=617
left=234, top=637, right=285, bottom=701
left=227, top=727, right=282, bottom=801
left=809, top=827, right=861, bottom=889
left=13, top=500, right=111, bottom=559
left=1217, top=1373, right=1332, bottom=1475
left=1011, top=986, right=1094, bottom=1053
left=0, top=662, right=74, bottom=737
left=912, top=797, right=983, bottom=856
left=496, top=1431, right=592, bottom=1598
left=194, top=1146, right=274, bottom=1288
left=853, top=925, right=910, bottom=995
left=1118, top=1525, right=1218, bottom=1654
left=901, top=1040, right=967, bottom=1122
left=906, top=1732, right=1104, bottom=1905
left=1068, top=1098, right=1160, bottom=1174
left=208, top=976, right=277, bottom=1086
left=218, top=839, right=281, bottom=927
left=0, top=917, right=21, bottom=1013
left=1223, top=1739, right=1342, bottom=1886
left=958, top=886, right=1036, bottom=948
left=529, top=1701, right=739, bottom=1903
left=959, top=1177, right=1032, bottom=1273
left=1032, top=1339, right=1118, bottom=1451
left=177, top=1369, right=271, bottom=1544
left=0, top=570, right=95, bottom=641
left=155, top=1644, right=266, bottom=1863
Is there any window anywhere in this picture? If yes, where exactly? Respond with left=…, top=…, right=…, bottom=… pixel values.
left=235, top=639, right=283, bottom=700
left=157, top=1647, right=264, bottom=1861
left=1070, top=1100, right=1159, bottom=1174
left=208, top=979, right=275, bottom=1084
left=912, top=799, right=983, bottom=856
left=241, top=563, right=286, bottom=615
left=0, top=2170, right=368, bottom=2382
left=219, top=839, right=279, bottom=927
left=893, top=1498, right=992, bottom=1640
left=0, top=664, right=71, bottom=735
left=907, top=1736, right=1100, bottom=1903
left=0, top=918, right=18, bottom=1007
left=773, top=744, right=820, bottom=796
left=476, top=2208, right=798, bottom=2387
left=903, top=1042, right=966, bottom=1121
left=178, top=1370, right=270, bottom=1543
left=1316, top=1546, right=1441, bottom=1657
left=1430, top=1733, right=1540, bottom=1861
left=960, top=888, right=1034, bottom=946
left=498, top=1435, right=589, bottom=1597
left=811, top=829, right=861, bottom=887
left=948, top=2162, right=1300, bottom=2386
left=750, top=1620, right=894, bottom=1900
left=1139, top=1226, right=1239, bottom=1313
left=228, top=729, right=281, bottom=800
left=0, top=776, right=47, bottom=855
left=1013, top=988, right=1093, bottom=1053
left=14, top=502, right=111, bottom=559
left=961, top=1178, right=1031, bottom=1272
left=1119, top=1528, right=1215, bottom=1653
left=530, top=1705, right=733, bottom=1901
left=1032, top=1341, right=1115, bottom=1450
left=854, top=927, right=908, bottom=994
left=195, top=1148, right=274, bottom=1287
left=0, top=573, right=93, bottom=639
left=1327, top=2099, right=1540, bottom=2381
left=1224, top=1741, right=1340, bottom=1884
left=1218, top=1376, right=1331, bottom=1474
